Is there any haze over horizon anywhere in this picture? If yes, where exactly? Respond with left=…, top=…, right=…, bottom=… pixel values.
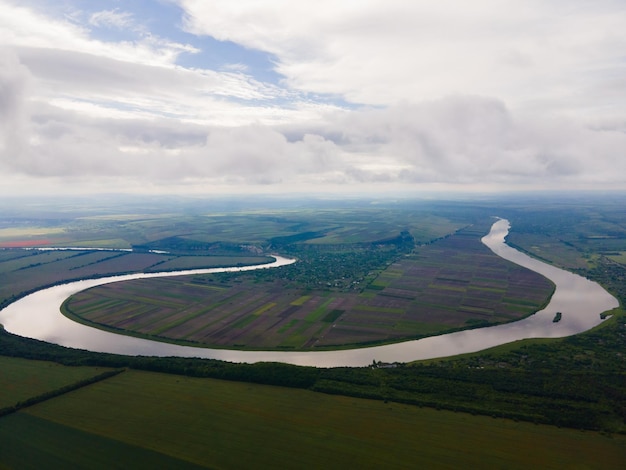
left=1, top=1, right=625, bottom=197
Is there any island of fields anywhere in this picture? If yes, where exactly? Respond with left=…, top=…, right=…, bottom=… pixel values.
left=62, top=223, right=554, bottom=350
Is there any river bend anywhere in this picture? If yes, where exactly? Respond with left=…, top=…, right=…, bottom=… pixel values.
left=0, top=220, right=618, bottom=367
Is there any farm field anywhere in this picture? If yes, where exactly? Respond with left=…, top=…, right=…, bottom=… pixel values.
left=505, top=232, right=591, bottom=269
left=0, top=200, right=467, bottom=250
left=1, top=200, right=474, bottom=313
left=63, top=222, right=554, bottom=350
left=1, top=368, right=623, bottom=469
left=501, top=196, right=626, bottom=271
left=0, top=249, right=272, bottom=312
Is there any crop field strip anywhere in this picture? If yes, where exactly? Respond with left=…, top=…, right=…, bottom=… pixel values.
left=0, top=250, right=83, bottom=272
left=64, top=222, right=554, bottom=350
left=144, top=255, right=273, bottom=271
left=0, top=250, right=37, bottom=262
left=0, top=245, right=272, bottom=313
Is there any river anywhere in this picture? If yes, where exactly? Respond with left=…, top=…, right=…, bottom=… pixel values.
left=0, top=219, right=618, bottom=367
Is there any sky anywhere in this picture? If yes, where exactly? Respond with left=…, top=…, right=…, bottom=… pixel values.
left=1, top=0, right=625, bottom=196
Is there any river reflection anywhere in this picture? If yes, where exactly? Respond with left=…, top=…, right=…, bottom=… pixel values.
left=0, top=220, right=619, bottom=367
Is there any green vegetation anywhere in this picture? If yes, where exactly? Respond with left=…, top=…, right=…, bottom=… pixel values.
left=1, top=194, right=626, bottom=467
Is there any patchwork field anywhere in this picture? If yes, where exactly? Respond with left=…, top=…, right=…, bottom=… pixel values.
left=0, top=204, right=466, bottom=312
left=0, top=249, right=272, bottom=311
left=64, top=224, right=554, bottom=350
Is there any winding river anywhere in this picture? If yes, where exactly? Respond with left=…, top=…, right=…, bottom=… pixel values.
left=0, top=219, right=619, bottom=367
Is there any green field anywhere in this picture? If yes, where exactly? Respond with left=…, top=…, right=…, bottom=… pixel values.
left=1, top=367, right=623, bottom=469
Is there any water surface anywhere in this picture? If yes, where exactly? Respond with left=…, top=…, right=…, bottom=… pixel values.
left=0, top=220, right=618, bottom=367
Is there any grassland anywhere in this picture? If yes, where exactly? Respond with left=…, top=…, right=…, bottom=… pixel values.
left=63, top=221, right=553, bottom=350
left=2, top=367, right=623, bottom=469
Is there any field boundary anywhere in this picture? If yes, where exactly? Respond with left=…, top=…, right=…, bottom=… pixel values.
left=0, top=368, right=125, bottom=418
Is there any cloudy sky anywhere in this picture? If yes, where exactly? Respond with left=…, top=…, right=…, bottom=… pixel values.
left=1, top=0, right=625, bottom=196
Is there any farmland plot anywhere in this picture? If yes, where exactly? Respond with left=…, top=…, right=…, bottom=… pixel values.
left=64, top=223, right=554, bottom=350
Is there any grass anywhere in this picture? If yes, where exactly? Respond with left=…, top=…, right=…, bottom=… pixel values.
left=8, top=368, right=625, bottom=469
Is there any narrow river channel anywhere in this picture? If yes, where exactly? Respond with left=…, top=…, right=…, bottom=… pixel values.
left=0, top=219, right=619, bottom=367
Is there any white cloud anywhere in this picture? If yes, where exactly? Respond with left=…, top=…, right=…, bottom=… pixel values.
left=89, top=9, right=134, bottom=30
left=0, top=1, right=337, bottom=129
left=0, top=49, right=31, bottom=166
left=179, top=0, right=626, bottom=119
left=0, top=1, right=194, bottom=67
left=0, top=0, right=625, bottom=195
left=3, top=91, right=624, bottom=194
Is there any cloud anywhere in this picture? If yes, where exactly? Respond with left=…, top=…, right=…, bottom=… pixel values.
left=11, top=44, right=328, bottom=129
left=179, top=0, right=626, bottom=117
left=0, top=1, right=624, bottom=195
left=0, top=2, right=336, bottom=127
left=89, top=9, right=135, bottom=30
left=319, top=97, right=624, bottom=185
left=0, top=1, right=196, bottom=67
left=0, top=49, right=31, bottom=167
left=3, top=91, right=624, bottom=194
